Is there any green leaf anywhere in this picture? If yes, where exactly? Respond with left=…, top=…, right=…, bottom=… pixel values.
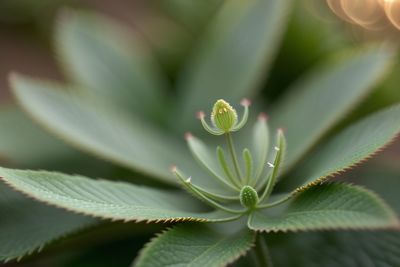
left=252, top=115, right=270, bottom=180
left=186, top=134, right=238, bottom=192
left=296, top=104, right=400, bottom=190
left=56, top=10, right=167, bottom=118
left=10, top=75, right=202, bottom=184
left=0, top=182, right=96, bottom=262
left=0, top=105, right=76, bottom=166
left=176, top=0, right=291, bottom=128
left=270, top=46, right=395, bottom=169
left=0, top=167, right=240, bottom=223
left=248, top=183, right=398, bottom=232
left=270, top=231, right=400, bottom=267
left=133, top=224, right=255, bottom=267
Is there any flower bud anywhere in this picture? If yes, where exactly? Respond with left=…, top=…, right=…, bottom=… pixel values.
left=240, top=185, right=259, bottom=209
left=211, top=99, right=238, bottom=132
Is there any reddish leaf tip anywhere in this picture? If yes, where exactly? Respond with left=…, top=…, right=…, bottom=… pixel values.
left=196, top=111, right=205, bottom=119
left=258, top=112, right=269, bottom=121
left=169, top=165, right=177, bottom=173
left=240, top=98, right=251, bottom=107
left=184, top=132, right=193, bottom=140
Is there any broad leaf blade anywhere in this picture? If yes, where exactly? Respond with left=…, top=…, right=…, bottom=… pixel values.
left=0, top=167, right=239, bottom=223
left=10, top=75, right=197, bottom=184
left=134, top=224, right=255, bottom=267
left=176, top=0, right=291, bottom=128
left=270, top=47, right=395, bottom=170
left=56, top=10, right=167, bottom=118
left=296, top=104, right=400, bottom=189
left=248, top=183, right=398, bottom=232
left=0, top=105, right=76, bottom=166
left=0, top=183, right=96, bottom=262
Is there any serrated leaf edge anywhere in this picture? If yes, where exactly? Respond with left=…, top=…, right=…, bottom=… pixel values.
left=0, top=172, right=238, bottom=224
left=249, top=182, right=400, bottom=233
left=133, top=224, right=256, bottom=267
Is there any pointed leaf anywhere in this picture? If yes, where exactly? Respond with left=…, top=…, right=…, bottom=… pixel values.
left=0, top=105, right=76, bottom=166
left=0, top=167, right=240, bottom=223
left=296, top=104, right=400, bottom=190
left=0, top=183, right=96, bottom=262
left=270, top=47, right=395, bottom=169
left=248, top=183, right=398, bottom=232
left=252, top=115, right=270, bottom=180
left=185, top=134, right=238, bottom=192
left=176, top=0, right=291, bottom=128
left=133, top=224, right=255, bottom=267
left=10, top=75, right=199, bottom=184
left=56, top=10, right=167, bottom=118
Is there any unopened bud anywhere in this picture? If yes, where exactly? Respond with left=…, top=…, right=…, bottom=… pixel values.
left=240, top=185, right=259, bottom=209
left=211, top=99, right=238, bottom=132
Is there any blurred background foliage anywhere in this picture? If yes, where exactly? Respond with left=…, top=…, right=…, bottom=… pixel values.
left=0, top=0, right=399, bottom=266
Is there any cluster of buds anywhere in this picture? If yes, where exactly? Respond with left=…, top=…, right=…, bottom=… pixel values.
left=172, top=99, right=287, bottom=214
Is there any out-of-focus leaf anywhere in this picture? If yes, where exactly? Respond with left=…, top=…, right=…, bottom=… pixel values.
left=270, top=231, right=400, bottom=267
left=10, top=75, right=206, bottom=186
left=269, top=158, right=400, bottom=266
left=56, top=10, right=167, bottom=119
left=0, top=167, right=240, bottom=223
left=270, top=47, right=395, bottom=169
left=0, top=105, right=76, bottom=167
left=176, top=0, right=291, bottom=129
left=0, top=182, right=97, bottom=262
left=295, top=104, right=400, bottom=189
left=159, top=0, right=223, bottom=31
left=133, top=224, right=254, bottom=267
left=248, top=183, right=398, bottom=232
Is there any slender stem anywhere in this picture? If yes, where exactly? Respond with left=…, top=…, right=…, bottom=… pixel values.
left=257, top=193, right=294, bottom=209
left=217, top=146, right=242, bottom=188
left=191, top=183, right=239, bottom=201
left=226, top=132, right=243, bottom=183
left=259, top=130, right=286, bottom=203
left=243, top=148, right=253, bottom=185
left=254, top=234, right=273, bottom=267
left=173, top=169, right=245, bottom=214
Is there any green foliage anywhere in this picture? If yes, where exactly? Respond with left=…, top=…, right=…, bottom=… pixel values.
left=0, top=183, right=96, bottom=262
left=10, top=75, right=193, bottom=184
left=176, top=0, right=291, bottom=129
left=296, top=104, right=400, bottom=189
left=270, top=47, right=394, bottom=169
left=270, top=231, right=400, bottom=267
left=56, top=10, right=167, bottom=119
left=0, top=167, right=239, bottom=223
left=1, top=0, right=399, bottom=265
left=0, top=105, right=76, bottom=167
left=248, top=183, right=398, bottom=232
left=134, top=224, right=255, bottom=267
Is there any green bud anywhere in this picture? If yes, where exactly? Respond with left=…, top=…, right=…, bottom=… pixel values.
left=240, top=185, right=259, bottom=209
left=211, top=99, right=238, bottom=132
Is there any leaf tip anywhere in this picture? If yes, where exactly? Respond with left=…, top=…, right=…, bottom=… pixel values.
left=240, top=98, right=251, bottom=107
left=258, top=112, right=269, bottom=121
left=184, top=132, right=193, bottom=141
left=196, top=111, right=205, bottom=120
left=169, top=165, right=177, bottom=173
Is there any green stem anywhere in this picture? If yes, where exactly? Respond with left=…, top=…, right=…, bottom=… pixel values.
left=257, top=193, right=294, bottom=209
left=217, top=146, right=242, bottom=189
left=254, top=234, right=273, bottom=267
left=226, top=132, right=243, bottom=183
left=173, top=169, right=245, bottom=214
